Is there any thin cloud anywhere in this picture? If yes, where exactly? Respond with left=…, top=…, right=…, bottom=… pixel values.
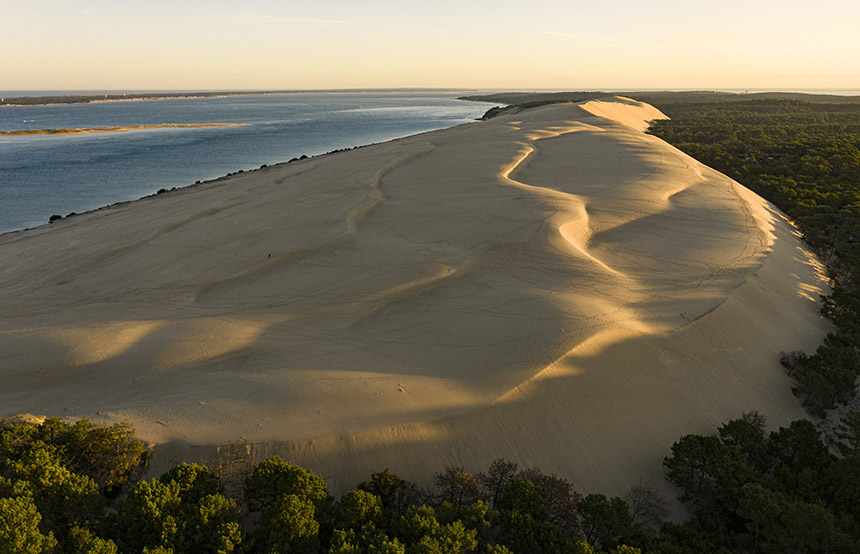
left=538, top=30, right=623, bottom=43
left=539, top=30, right=584, bottom=38
left=221, top=11, right=348, bottom=27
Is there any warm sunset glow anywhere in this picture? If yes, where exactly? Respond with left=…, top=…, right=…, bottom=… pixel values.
left=2, top=0, right=858, bottom=91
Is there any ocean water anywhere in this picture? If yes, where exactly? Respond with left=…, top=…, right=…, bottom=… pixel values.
left=0, top=92, right=491, bottom=233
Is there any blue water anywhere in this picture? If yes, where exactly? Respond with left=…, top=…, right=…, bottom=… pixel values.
left=0, top=92, right=491, bottom=233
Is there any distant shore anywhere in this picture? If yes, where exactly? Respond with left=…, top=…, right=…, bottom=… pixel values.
left=0, top=91, right=249, bottom=107
left=0, top=89, right=475, bottom=107
left=461, top=90, right=860, bottom=108
left=0, top=123, right=249, bottom=136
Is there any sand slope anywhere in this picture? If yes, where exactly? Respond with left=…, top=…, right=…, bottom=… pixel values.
left=0, top=97, right=830, bottom=498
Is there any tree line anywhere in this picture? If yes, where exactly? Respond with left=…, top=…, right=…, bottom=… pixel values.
left=0, top=416, right=653, bottom=554
left=5, top=95, right=860, bottom=553
left=3, top=412, right=860, bottom=553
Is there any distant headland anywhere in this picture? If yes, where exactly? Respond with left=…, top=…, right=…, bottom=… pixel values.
left=0, top=89, right=473, bottom=107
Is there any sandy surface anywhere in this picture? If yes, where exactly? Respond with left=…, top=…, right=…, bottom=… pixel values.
left=0, top=97, right=831, bottom=499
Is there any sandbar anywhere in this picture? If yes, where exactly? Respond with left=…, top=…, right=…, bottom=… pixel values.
left=0, top=123, right=249, bottom=136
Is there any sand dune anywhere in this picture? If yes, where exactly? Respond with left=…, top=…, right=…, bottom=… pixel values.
left=0, top=97, right=830, bottom=500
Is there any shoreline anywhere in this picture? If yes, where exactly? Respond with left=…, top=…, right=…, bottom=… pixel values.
left=0, top=125, right=437, bottom=237
left=1, top=96, right=491, bottom=235
left=0, top=98, right=831, bottom=499
left=0, top=88, right=487, bottom=107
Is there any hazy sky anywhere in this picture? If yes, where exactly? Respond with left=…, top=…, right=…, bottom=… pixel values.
left=2, top=0, right=858, bottom=91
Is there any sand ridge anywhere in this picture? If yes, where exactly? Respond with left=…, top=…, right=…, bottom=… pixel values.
left=0, top=98, right=830, bottom=498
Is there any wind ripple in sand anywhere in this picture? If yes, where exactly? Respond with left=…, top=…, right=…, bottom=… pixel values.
left=0, top=97, right=831, bottom=499
left=499, top=137, right=627, bottom=279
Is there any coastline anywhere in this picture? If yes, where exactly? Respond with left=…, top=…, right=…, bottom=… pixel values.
left=0, top=88, right=488, bottom=107
left=1, top=92, right=492, bottom=234
left=1, top=149, right=331, bottom=237
left=0, top=127, right=425, bottom=237
left=0, top=97, right=831, bottom=499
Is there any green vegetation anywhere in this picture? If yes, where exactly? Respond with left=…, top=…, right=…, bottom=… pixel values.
left=1, top=417, right=656, bottom=553
left=462, top=91, right=860, bottom=109
left=4, top=413, right=860, bottom=552
left=660, top=412, right=860, bottom=553
left=5, top=92, right=860, bottom=553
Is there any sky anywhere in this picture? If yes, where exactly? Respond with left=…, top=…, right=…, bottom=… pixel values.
left=2, top=0, right=858, bottom=91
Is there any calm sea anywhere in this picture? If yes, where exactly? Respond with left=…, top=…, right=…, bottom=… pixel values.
left=0, top=92, right=491, bottom=233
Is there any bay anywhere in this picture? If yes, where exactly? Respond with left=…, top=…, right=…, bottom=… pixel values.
left=0, top=92, right=490, bottom=233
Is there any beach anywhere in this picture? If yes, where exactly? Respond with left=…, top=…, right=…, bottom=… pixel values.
left=0, top=91, right=489, bottom=233
left=0, top=97, right=831, bottom=499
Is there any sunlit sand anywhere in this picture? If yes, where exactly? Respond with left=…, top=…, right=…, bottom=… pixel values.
left=0, top=97, right=831, bottom=498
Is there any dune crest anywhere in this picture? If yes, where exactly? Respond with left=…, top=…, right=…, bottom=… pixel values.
left=578, top=96, right=668, bottom=131
left=0, top=99, right=830, bottom=497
